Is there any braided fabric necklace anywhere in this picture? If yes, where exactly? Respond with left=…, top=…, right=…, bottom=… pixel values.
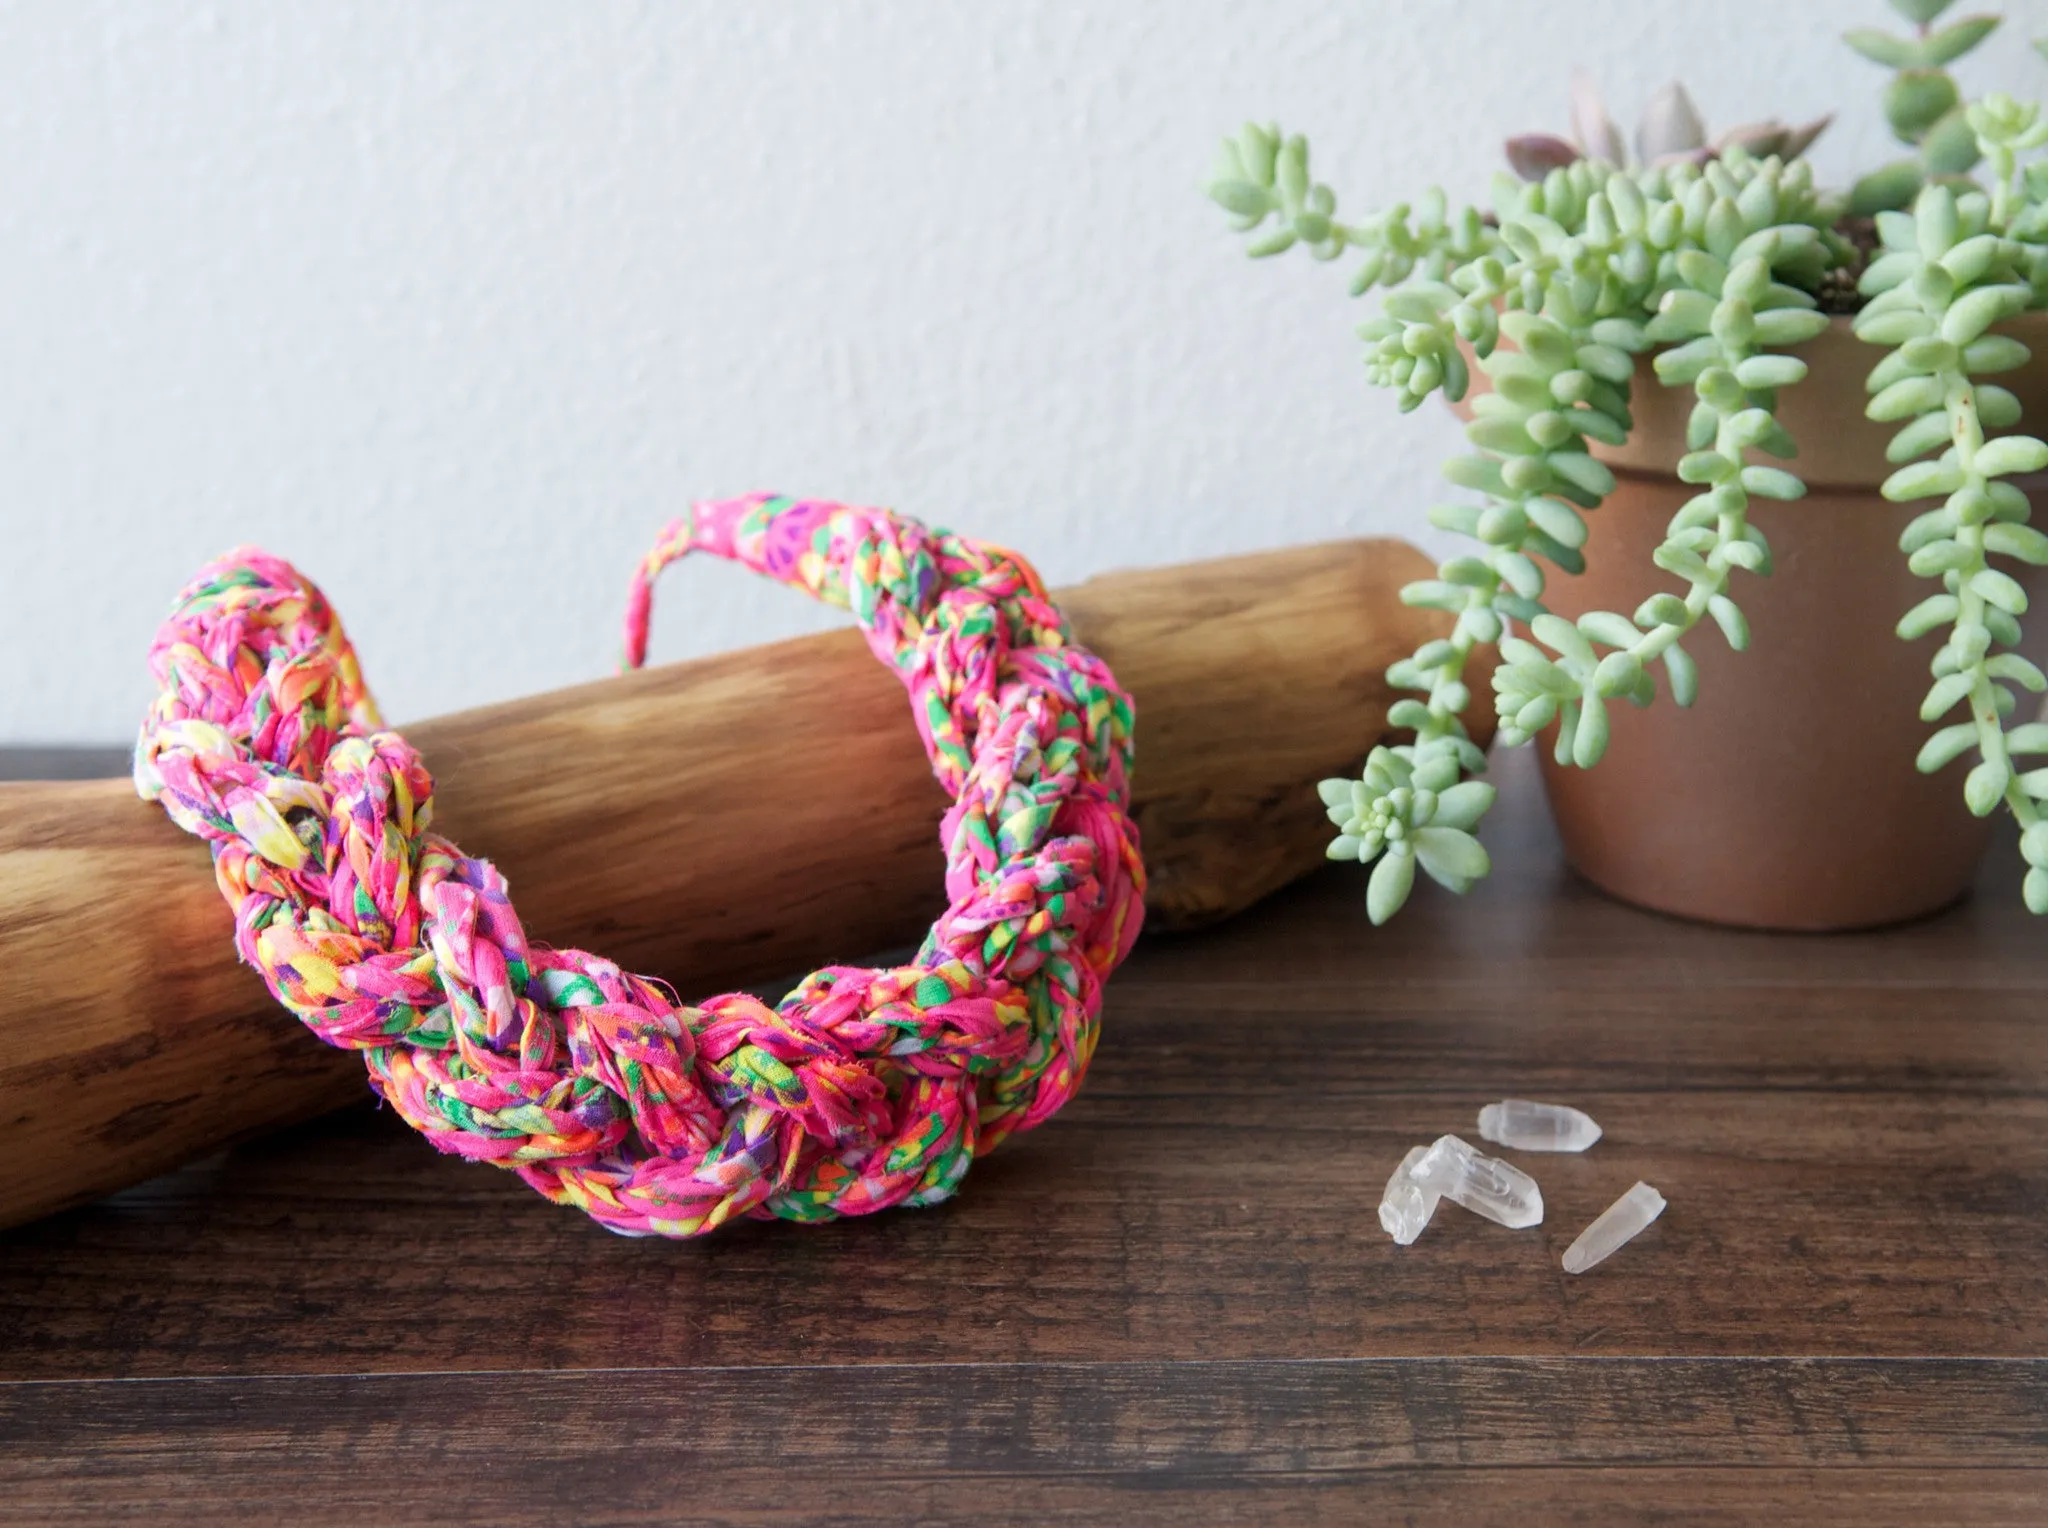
left=135, top=494, right=1144, bottom=1236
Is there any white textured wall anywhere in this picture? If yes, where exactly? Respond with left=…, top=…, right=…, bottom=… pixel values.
left=7, top=0, right=2048, bottom=741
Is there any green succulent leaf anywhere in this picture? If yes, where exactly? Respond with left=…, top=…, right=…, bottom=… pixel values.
left=1917, top=722, right=1980, bottom=773
left=1923, top=107, right=1986, bottom=175
left=1851, top=159, right=1926, bottom=217
left=1845, top=27, right=1922, bottom=68
left=1736, top=355, right=1808, bottom=389
left=1899, top=593, right=1962, bottom=639
left=1246, top=227, right=1298, bottom=258
left=2008, top=723, right=2048, bottom=756
left=1921, top=13, right=1999, bottom=66
left=1579, top=611, right=1643, bottom=650
left=1663, top=644, right=1699, bottom=707
left=1943, top=284, right=2031, bottom=345
left=1966, top=757, right=2013, bottom=816
left=1209, top=180, right=1270, bottom=219
left=1972, top=566, right=2030, bottom=614
left=1989, top=653, right=2048, bottom=691
left=1572, top=694, right=1610, bottom=767
left=1752, top=309, right=1830, bottom=347
left=1885, top=461, right=1961, bottom=501
left=1430, top=780, right=1497, bottom=832
left=1741, top=467, right=1806, bottom=501
left=1366, top=846, right=1416, bottom=925
left=1965, top=338, right=2035, bottom=377
left=1870, top=375, right=1946, bottom=421
left=1413, top=825, right=1490, bottom=888
left=1707, top=594, right=1750, bottom=650
left=1977, top=436, right=2048, bottom=478
left=1986, top=523, right=2048, bottom=564
left=1887, top=71, right=1964, bottom=145
left=1923, top=672, right=1975, bottom=720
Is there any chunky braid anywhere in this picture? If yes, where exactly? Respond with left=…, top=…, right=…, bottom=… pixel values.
left=136, top=494, right=1144, bottom=1236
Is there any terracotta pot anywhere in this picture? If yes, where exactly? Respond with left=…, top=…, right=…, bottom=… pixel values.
left=1455, top=312, right=2048, bottom=930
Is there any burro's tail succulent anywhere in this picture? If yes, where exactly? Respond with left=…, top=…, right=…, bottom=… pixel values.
left=1844, top=0, right=2002, bottom=213
left=1853, top=96, right=2048, bottom=910
left=1206, top=75, right=2048, bottom=922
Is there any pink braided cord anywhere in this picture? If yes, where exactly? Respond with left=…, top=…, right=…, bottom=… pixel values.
left=136, top=494, right=1144, bottom=1236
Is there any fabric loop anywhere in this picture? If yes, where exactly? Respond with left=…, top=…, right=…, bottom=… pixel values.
left=138, top=494, right=1144, bottom=1237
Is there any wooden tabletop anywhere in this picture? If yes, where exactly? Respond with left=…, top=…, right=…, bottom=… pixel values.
left=2, top=744, right=2044, bottom=1524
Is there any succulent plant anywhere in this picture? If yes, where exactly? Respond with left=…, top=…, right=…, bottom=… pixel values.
left=1855, top=98, right=2048, bottom=913
left=1205, top=5, right=2048, bottom=924
left=1846, top=0, right=2001, bottom=213
left=1507, top=75, right=1831, bottom=182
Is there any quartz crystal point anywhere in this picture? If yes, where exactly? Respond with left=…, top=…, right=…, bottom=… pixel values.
left=1562, top=1182, right=1667, bottom=1274
left=1477, top=1098, right=1603, bottom=1153
left=1379, top=1145, right=1441, bottom=1245
left=1414, top=1134, right=1543, bottom=1229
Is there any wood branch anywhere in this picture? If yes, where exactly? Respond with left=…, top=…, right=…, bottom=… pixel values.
left=0, top=539, right=1491, bottom=1228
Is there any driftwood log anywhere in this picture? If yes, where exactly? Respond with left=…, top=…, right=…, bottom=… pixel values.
left=0, top=539, right=1493, bottom=1228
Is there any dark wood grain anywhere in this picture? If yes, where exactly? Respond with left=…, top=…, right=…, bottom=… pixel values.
left=2, top=1360, right=2041, bottom=1524
left=2, top=745, right=2044, bottom=1522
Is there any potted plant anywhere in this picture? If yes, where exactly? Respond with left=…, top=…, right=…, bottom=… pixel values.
left=1206, top=0, right=2048, bottom=929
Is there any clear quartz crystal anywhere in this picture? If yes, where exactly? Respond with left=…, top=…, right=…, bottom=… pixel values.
left=1562, top=1181, right=1667, bottom=1274
left=1477, top=1098, right=1604, bottom=1153
left=1413, top=1134, right=1544, bottom=1229
left=1379, top=1145, right=1441, bottom=1245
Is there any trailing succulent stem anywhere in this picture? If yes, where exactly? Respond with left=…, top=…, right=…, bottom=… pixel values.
left=1208, top=124, right=1497, bottom=315
left=1214, top=133, right=1845, bottom=922
left=1845, top=0, right=2001, bottom=215
left=1856, top=95, right=2048, bottom=910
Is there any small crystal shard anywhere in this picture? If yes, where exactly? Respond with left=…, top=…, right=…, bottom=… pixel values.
left=1477, top=1098, right=1604, bottom=1153
left=1379, top=1145, right=1441, bottom=1245
left=1413, top=1134, right=1544, bottom=1229
left=1562, top=1181, right=1667, bottom=1274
